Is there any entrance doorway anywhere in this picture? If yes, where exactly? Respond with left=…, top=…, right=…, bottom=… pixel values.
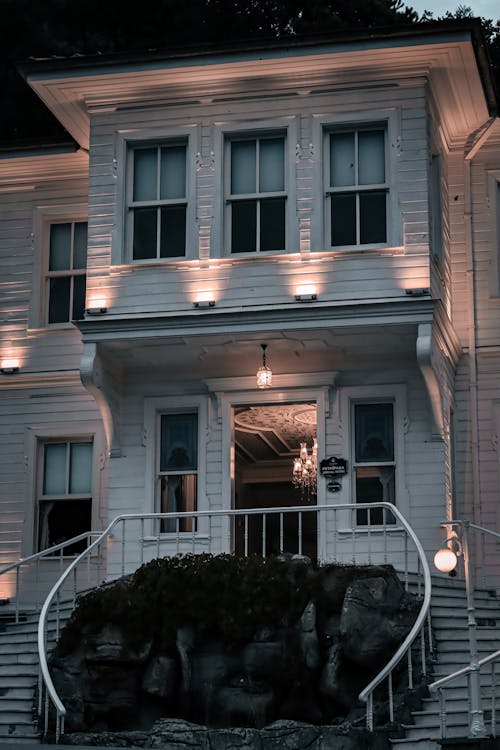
left=233, top=402, right=317, bottom=559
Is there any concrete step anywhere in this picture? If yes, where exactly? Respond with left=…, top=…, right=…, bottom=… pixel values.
left=390, top=739, right=439, bottom=749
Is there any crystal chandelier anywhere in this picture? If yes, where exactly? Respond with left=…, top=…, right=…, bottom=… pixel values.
left=292, top=438, right=318, bottom=497
left=256, top=343, right=272, bottom=389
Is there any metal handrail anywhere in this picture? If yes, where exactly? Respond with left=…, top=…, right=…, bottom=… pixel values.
left=37, top=502, right=430, bottom=740
left=0, top=532, right=100, bottom=623
left=429, top=519, right=500, bottom=739
left=358, top=508, right=432, bottom=716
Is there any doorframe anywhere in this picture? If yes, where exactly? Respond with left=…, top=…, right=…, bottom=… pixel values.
left=206, top=373, right=337, bottom=558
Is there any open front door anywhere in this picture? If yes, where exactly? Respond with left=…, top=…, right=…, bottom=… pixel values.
left=232, top=402, right=317, bottom=559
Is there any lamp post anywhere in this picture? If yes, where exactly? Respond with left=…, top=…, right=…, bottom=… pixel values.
left=434, top=520, right=487, bottom=738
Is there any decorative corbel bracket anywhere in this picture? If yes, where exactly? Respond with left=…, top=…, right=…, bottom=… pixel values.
left=80, top=342, right=121, bottom=458
left=416, top=322, right=445, bottom=441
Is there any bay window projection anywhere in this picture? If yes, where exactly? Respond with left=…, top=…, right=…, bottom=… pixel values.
left=37, top=440, right=93, bottom=553
left=328, top=127, right=388, bottom=247
left=130, top=143, right=187, bottom=260
left=46, top=222, right=87, bottom=324
left=159, top=413, right=198, bottom=532
left=353, top=403, right=395, bottom=525
left=228, top=135, right=286, bottom=253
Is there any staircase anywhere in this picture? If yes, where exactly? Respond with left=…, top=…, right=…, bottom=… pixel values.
left=392, top=574, right=500, bottom=750
left=0, top=603, right=73, bottom=745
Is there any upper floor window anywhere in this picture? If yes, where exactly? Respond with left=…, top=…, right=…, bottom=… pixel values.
left=46, top=222, right=87, bottom=324
left=129, top=142, right=187, bottom=261
left=37, top=438, right=93, bottom=553
left=227, top=134, right=286, bottom=254
left=326, top=126, right=388, bottom=248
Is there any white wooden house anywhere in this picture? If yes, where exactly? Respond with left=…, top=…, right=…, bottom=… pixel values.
left=0, top=20, right=499, bottom=597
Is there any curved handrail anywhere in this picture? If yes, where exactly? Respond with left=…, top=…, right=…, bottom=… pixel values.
left=358, top=504, right=432, bottom=705
left=0, top=532, right=100, bottom=578
left=37, top=502, right=429, bottom=737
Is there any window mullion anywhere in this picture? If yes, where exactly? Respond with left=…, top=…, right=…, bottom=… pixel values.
left=156, top=207, right=161, bottom=259
left=65, top=442, right=71, bottom=495
left=356, top=193, right=360, bottom=245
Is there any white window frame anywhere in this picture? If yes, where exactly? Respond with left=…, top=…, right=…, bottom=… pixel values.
left=311, top=110, right=400, bottom=252
left=113, top=126, right=197, bottom=265
left=29, top=203, right=88, bottom=331
left=144, top=395, right=209, bottom=534
left=23, top=421, right=104, bottom=556
left=487, top=171, right=500, bottom=298
left=214, top=118, right=298, bottom=257
left=339, top=385, right=409, bottom=526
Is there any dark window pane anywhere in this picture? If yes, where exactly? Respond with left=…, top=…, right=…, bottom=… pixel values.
left=72, top=275, right=86, bottom=320
left=260, top=197, right=285, bottom=251
left=133, top=207, right=157, bottom=260
left=360, top=191, right=386, bottom=244
left=160, top=205, right=186, bottom=258
left=355, top=403, right=394, bottom=462
left=160, top=413, right=198, bottom=471
left=355, top=466, right=395, bottom=525
left=232, top=200, right=256, bottom=253
left=160, top=145, right=186, bottom=200
left=133, top=148, right=157, bottom=202
left=331, top=193, right=356, bottom=246
left=48, top=276, right=70, bottom=323
left=49, top=223, right=71, bottom=271
left=231, top=141, right=256, bottom=195
left=38, top=498, right=92, bottom=553
left=160, top=474, right=197, bottom=532
left=43, top=443, right=66, bottom=495
left=73, top=223, right=88, bottom=269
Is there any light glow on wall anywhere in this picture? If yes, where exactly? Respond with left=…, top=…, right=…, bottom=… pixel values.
left=0, top=358, right=20, bottom=373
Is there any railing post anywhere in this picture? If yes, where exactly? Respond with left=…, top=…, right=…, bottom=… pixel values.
left=461, top=521, right=487, bottom=738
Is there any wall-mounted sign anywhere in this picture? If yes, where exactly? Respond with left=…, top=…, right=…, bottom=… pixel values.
left=320, top=457, right=348, bottom=477
left=327, top=481, right=342, bottom=493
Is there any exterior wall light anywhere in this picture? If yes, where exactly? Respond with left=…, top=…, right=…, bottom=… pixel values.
left=0, top=359, right=20, bottom=374
left=295, top=284, right=317, bottom=302
left=85, top=307, right=108, bottom=315
left=405, top=288, right=430, bottom=297
left=434, top=547, right=458, bottom=573
left=194, top=299, right=215, bottom=309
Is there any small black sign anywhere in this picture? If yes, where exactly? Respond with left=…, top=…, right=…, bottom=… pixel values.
left=320, top=457, right=348, bottom=477
left=327, top=481, right=342, bottom=493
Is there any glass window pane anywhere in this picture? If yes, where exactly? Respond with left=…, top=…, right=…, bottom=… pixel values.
left=133, top=148, right=157, bottom=202
left=260, top=197, right=285, bottom=251
left=69, top=442, right=92, bottom=494
left=231, top=140, right=256, bottom=195
left=259, top=138, right=284, bottom=193
left=160, top=475, right=197, bottom=532
left=355, top=403, right=394, bottom=462
left=38, top=498, right=91, bottom=553
left=72, top=275, right=86, bottom=321
left=358, top=130, right=385, bottom=185
left=360, top=192, right=386, bottom=244
left=48, top=276, right=71, bottom=324
left=330, top=132, right=355, bottom=187
left=43, top=444, right=67, bottom=495
left=73, top=222, right=88, bottom=269
left=231, top=200, right=256, bottom=253
left=331, top=193, right=356, bottom=246
left=49, top=223, right=71, bottom=271
left=160, top=413, right=198, bottom=471
left=133, top=207, right=157, bottom=260
left=160, top=205, right=186, bottom=258
left=160, top=145, right=186, bottom=200
left=355, top=466, right=396, bottom=525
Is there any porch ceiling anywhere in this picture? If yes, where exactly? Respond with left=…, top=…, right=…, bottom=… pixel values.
left=96, top=323, right=419, bottom=378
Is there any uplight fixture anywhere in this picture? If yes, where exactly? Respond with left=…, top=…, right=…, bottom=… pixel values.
left=194, top=299, right=215, bottom=309
left=256, top=343, right=272, bottom=389
left=85, top=306, right=107, bottom=316
left=295, top=284, right=318, bottom=302
left=0, top=358, right=20, bottom=374
left=405, top=288, right=430, bottom=297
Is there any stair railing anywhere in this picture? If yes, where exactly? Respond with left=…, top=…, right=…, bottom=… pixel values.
left=0, top=532, right=101, bottom=623
left=429, top=519, right=500, bottom=739
left=36, top=502, right=431, bottom=742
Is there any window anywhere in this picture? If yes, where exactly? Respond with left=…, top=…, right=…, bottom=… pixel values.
left=327, top=126, right=388, bottom=248
left=158, top=413, right=198, bottom=532
left=37, top=439, right=93, bottom=553
left=46, top=222, right=87, bottom=324
left=353, top=403, right=395, bottom=525
left=227, top=134, right=286, bottom=253
left=129, top=143, right=187, bottom=260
